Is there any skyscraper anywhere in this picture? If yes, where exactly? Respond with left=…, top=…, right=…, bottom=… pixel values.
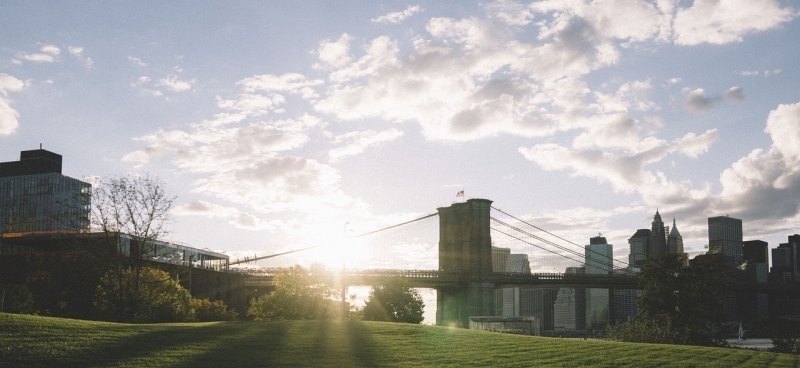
left=553, top=266, right=585, bottom=331
left=627, top=229, right=650, bottom=269
left=0, top=149, right=90, bottom=233
left=708, top=216, right=743, bottom=265
left=585, top=236, right=612, bottom=330
left=771, top=235, right=800, bottom=283
left=649, top=210, right=667, bottom=258
left=667, top=218, right=684, bottom=255
left=491, top=247, right=531, bottom=316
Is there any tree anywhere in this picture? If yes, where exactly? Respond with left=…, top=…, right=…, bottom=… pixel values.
left=91, top=174, right=176, bottom=321
left=94, top=266, right=193, bottom=323
left=633, top=252, right=733, bottom=345
left=191, top=298, right=238, bottom=321
left=362, top=279, right=424, bottom=324
left=247, top=266, right=339, bottom=320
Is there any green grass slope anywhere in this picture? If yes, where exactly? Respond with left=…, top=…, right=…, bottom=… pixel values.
left=0, top=313, right=798, bottom=368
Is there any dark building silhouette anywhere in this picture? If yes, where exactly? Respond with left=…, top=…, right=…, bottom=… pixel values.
left=743, top=240, right=769, bottom=264
left=769, top=235, right=800, bottom=318
left=627, top=229, right=650, bottom=269
left=771, top=235, right=800, bottom=283
left=0, top=149, right=90, bottom=233
left=741, top=240, right=770, bottom=321
left=667, top=218, right=684, bottom=255
left=708, top=216, right=743, bottom=265
left=649, top=210, right=667, bottom=259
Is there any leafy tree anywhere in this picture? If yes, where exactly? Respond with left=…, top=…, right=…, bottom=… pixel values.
left=247, top=266, right=339, bottom=320
left=94, top=267, right=193, bottom=323
left=768, top=318, right=800, bottom=354
left=362, top=279, right=424, bottom=324
left=91, top=174, right=176, bottom=321
left=632, top=252, right=733, bottom=345
left=191, top=298, right=238, bottom=321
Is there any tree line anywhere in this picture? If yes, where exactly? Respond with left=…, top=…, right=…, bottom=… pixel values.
left=1, top=174, right=424, bottom=325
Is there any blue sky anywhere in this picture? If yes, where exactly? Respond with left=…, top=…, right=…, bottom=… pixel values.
left=2, top=0, right=800, bottom=273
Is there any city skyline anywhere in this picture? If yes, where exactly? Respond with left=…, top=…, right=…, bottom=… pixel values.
left=1, top=1, right=800, bottom=271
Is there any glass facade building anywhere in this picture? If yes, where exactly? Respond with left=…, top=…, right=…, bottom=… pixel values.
left=0, top=149, right=90, bottom=234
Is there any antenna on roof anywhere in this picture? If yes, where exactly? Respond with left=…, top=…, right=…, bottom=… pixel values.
left=39, top=143, right=42, bottom=149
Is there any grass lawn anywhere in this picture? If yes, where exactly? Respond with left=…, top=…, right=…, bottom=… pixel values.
left=1, top=313, right=798, bottom=367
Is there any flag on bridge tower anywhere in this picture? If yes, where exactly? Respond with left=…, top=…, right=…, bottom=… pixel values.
left=456, top=190, right=464, bottom=198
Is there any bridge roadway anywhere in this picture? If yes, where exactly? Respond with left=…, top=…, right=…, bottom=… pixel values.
left=242, top=269, right=641, bottom=289
left=241, top=269, right=800, bottom=295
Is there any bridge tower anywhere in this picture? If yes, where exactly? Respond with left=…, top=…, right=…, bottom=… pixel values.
left=436, top=198, right=494, bottom=327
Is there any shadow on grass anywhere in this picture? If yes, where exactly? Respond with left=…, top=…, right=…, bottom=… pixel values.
left=169, top=321, right=291, bottom=368
left=346, top=321, right=382, bottom=368
left=1, top=322, right=229, bottom=368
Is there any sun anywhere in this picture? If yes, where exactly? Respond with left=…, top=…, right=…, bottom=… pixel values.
left=308, top=233, right=372, bottom=269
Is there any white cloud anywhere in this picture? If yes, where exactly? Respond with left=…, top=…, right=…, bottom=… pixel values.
left=16, top=44, right=61, bottom=63
left=67, top=46, right=93, bottom=68
left=328, top=128, right=404, bottom=162
left=717, top=101, right=800, bottom=220
left=684, top=86, right=745, bottom=111
left=371, top=5, right=422, bottom=24
left=684, top=88, right=717, bottom=111
left=237, top=73, right=323, bottom=100
left=519, top=129, right=718, bottom=195
left=128, top=56, right=148, bottom=67
left=485, top=0, right=534, bottom=26
left=173, top=200, right=275, bottom=230
left=673, top=0, right=796, bottom=45
left=724, top=86, right=745, bottom=101
left=0, top=74, right=25, bottom=135
left=315, top=33, right=353, bottom=69
left=133, top=73, right=194, bottom=96
left=158, top=74, right=193, bottom=92
left=740, top=69, right=782, bottom=77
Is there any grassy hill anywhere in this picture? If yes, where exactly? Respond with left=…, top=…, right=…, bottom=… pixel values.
left=0, top=313, right=797, bottom=368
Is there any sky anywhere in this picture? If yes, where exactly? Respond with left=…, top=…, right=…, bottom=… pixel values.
left=2, top=0, right=800, bottom=275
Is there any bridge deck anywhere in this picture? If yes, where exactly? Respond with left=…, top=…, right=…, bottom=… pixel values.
left=240, top=269, right=800, bottom=295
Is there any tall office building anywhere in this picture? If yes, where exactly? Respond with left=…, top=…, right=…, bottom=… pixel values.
left=585, top=236, right=612, bottom=330
left=0, top=149, right=90, bottom=233
left=491, top=247, right=530, bottom=316
left=612, top=288, right=641, bottom=323
left=553, top=266, right=585, bottom=331
left=771, top=235, right=800, bottom=283
left=649, top=210, right=667, bottom=258
left=628, top=229, right=650, bottom=269
left=742, top=240, right=769, bottom=321
left=521, top=287, right=557, bottom=332
left=708, top=216, right=743, bottom=265
left=667, top=218, right=684, bottom=255
left=743, top=240, right=769, bottom=264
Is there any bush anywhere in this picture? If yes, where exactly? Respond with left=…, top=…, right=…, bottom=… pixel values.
left=93, top=267, right=194, bottom=323
left=0, top=284, right=35, bottom=314
left=191, top=298, right=238, bottom=321
left=247, top=266, right=338, bottom=320
left=362, top=279, right=424, bottom=324
left=769, top=319, right=800, bottom=354
left=605, top=315, right=690, bottom=344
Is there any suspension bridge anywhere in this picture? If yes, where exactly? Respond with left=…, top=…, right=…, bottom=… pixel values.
left=230, top=198, right=800, bottom=327
left=230, top=199, right=638, bottom=327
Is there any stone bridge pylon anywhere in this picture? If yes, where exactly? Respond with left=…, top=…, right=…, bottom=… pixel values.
left=436, top=198, right=495, bottom=327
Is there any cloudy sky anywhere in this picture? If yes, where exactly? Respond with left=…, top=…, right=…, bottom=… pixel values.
left=2, top=0, right=800, bottom=272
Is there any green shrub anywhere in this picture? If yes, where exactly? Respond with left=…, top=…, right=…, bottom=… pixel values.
left=191, top=298, right=238, bottom=321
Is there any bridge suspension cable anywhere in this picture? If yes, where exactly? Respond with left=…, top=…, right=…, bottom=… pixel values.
left=491, top=226, right=586, bottom=266
left=355, top=213, right=438, bottom=237
left=491, top=206, right=632, bottom=270
left=230, top=212, right=439, bottom=265
left=491, top=216, right=632, bottom=274
left=491, top=217, right=621, bottom=272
